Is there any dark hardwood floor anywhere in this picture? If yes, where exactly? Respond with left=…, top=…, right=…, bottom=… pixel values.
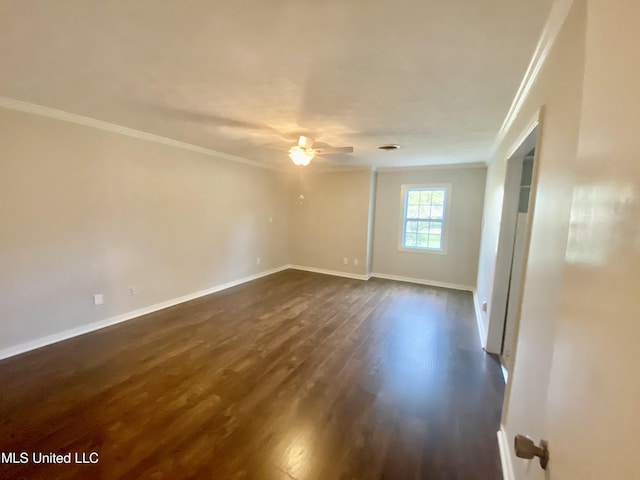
left=0, top=270, right=504, bottom=479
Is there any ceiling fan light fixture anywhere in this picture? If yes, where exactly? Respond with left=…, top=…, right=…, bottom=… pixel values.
left=289, top=145, right=314, bottom=166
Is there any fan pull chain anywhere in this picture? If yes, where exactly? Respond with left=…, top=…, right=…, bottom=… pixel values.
left=298, top=165, right=305, bottom=205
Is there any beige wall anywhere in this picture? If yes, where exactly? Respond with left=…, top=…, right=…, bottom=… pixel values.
left=474, top=0, right=592, bottom=477
left=372, top=166, right=486, bottom=288
left=0, top=107, right=291, bottom=352
left=481, top=1, right=640, bottom=477
left=476, top=4, right=585, bottom=350
left=289, top=169, right=374, bottom=277
left=0, top=104, right=488, bottom=357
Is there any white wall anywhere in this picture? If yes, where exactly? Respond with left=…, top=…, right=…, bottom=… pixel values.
left=0, top=107, right=291, bottom=353
left=372, top=166, right=486, bottom=289
left=289, top=169, right=374, bottom=278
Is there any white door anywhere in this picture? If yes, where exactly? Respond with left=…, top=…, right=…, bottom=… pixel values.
left=502, top=212, right=528, bottom=365
left=503, top=2, right=640, bottom=478
left=540, top=2, right=640, bottom=478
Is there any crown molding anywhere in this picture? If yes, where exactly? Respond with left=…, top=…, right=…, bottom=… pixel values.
left=0, top=96, right=284, bottom=171
left=492, top=0, right=575, bottom=158
left=305, top=165, right=374, bottom=174
left=376, top=161, right=487, bottom=173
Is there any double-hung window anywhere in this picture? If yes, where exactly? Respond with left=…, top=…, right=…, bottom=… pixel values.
left=399, top=184, right=450, bottom=253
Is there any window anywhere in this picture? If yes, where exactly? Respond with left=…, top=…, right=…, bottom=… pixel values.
left=399, top=184, right=450, bottom=252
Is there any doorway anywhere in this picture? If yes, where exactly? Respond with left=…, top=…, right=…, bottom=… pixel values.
left=484, top=125, right=540, bottom=381
left=501, top=149, right=534, bottom=373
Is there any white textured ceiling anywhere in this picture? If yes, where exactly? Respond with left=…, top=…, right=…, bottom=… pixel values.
left=0, top=0, right=551, bottom=170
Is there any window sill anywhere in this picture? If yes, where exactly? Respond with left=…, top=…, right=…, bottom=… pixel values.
left=397, top=245, right=448, bottom=255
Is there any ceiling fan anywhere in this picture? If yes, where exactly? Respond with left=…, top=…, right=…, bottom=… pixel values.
left=288, top=135, right=354, bottom=166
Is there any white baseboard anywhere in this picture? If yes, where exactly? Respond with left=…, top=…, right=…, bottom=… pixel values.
left=497, top=426, right=515, bottom=480
left=0, top=265, right=289, bottom=361
left=500, top=363, right=509, bottom=383
left=473, top=291, right=487, bottom=349
left=288, top=264, right=370, bottom=281
left=370, top=272, right=474, bottom=292
left=0, top=265, right=479, bottom=361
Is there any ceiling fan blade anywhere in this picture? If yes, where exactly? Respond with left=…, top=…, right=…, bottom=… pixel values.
left=313, top=146, right=354, bottom=155
left=310, top=158, right=325, bottom=166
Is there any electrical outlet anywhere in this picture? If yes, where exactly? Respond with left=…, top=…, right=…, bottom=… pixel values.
left=268, top=216, right=273, bottom=223
left=256, top=257, right=261, bottom=265
left=130, top=287, right=139, bottom=296
left=482, top=300, right=488, bottom=312
left=353, top=259, right=359, bottom=266
left=93, top=294, right=104, bottom=306
left=343, top=257, right=349, bottom=265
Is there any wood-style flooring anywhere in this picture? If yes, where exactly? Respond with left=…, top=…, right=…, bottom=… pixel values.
left=0, top=270, right=504, bottom=479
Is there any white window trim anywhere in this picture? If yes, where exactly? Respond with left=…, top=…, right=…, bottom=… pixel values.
left=397, top=183, right=452, bottom=255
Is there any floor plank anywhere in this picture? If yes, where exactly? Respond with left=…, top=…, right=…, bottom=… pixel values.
left=0, top=270, right=504, bottom=479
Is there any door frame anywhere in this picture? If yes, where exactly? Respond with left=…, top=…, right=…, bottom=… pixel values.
left=485, top=109, right=544, bottom=358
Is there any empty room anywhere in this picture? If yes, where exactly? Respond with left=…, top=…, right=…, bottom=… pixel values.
left=1, top=1, right=639, bottom=479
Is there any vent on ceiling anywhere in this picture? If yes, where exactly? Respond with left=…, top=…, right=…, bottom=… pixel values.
left=378, top=144, right=400, bottom=151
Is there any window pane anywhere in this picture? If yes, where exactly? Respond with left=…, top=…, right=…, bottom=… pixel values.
left=401, top=186, right=448, bottom=251
left=405, top=220, right=418, bottom=233
left=419, top=190, right=432, bottom=205
left=404, top=232, right=417, bottom=247
left=428, top=234, right=442, bottom=249
left=407, top=190, right=421, bottom=205
left=417, top=205, right=431, bottom=219
left=429, top=221, right=442, bottom=234
left=431, top=205, right=444, bottom=219
left=406, top=205, right=419, bottom=218
left=431, top=190, right=445, bottom=205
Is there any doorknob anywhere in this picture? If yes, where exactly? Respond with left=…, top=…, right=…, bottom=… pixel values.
left=514, top=434, right=549, bottom=469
